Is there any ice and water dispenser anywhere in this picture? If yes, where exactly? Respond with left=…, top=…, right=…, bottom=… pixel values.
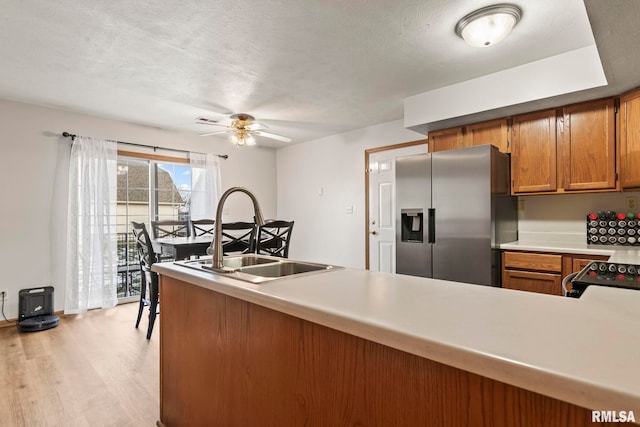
left=401, top=208, right=423, bottom=243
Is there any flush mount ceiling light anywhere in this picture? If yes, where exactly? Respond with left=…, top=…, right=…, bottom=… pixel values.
left=455, top=3, right=522, bottom=48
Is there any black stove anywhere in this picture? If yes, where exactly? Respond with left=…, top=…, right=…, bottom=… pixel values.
left=568, top=261, right=640, bottom=298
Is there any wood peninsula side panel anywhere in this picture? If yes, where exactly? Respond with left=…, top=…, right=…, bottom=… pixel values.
left=159, top=276, right=602, bottom=427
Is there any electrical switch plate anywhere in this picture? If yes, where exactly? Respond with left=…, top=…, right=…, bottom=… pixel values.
left=625, top=196, right=637, bottom=211
left=345, top=206, right=353, bottom=214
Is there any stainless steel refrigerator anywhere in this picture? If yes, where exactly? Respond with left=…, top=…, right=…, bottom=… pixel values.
left=395, top=144, right=517, bottom=286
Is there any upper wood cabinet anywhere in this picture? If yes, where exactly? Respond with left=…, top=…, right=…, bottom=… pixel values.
left=558, top=98, right=616, bottom=191
left=466, top=118, right=510, bottom=153
left=428, top=119, right=510, bottom=153
left=619, top=88, right=640, bottom=189
left=511, top=109, right=558, bottom=194
left=428, top=127, right=464, bottom=152
left=511, top=98, right=618, bottom=195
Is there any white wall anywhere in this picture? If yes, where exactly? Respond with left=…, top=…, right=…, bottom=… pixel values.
left=0, top=99, right=277, bottom=320
left=276, top=119, right=424, bottom=268
left=518, top=191, right=640, bottom=243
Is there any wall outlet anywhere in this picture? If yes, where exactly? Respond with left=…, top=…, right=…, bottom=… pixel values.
left=625, top=196, right=637, bottom=211
left=0, top=289, right=7, bottom=306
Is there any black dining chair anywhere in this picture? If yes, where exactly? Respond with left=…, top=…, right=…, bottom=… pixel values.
left=150, top=219, right=190, bottom=261
left=190, top=219, right=216, bottom=237
left=255, top=220, right=294, bottom=258
left=131, top=221, right=159, bottom=340
left=221, top=222, right=257, bottom=255
left=150, top=219, right=191, bottom=238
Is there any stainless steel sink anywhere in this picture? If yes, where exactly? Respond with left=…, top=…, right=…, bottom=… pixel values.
left=222, top=254, right=277, bottom=269
left=236, top=261, right=332, bottom=277
left=174, top=254, right=341, bottom=284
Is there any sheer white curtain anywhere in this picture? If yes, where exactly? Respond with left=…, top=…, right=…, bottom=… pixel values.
left=64, top=136, right=118, bottom=314
left=190, top=152, right=222, bottom=220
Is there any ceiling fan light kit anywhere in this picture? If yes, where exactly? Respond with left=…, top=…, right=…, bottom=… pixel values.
left=455, top=3, right=522, bottom=48
left=196, top=113, right=291, bottom=146
left=230, top=131, right=256, bottom=146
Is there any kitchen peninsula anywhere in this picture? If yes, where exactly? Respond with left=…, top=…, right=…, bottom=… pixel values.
left=152, top=260, right=640, bottom=426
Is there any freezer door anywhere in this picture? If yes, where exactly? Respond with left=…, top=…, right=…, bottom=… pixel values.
left=395, top=154, right=432, bottom=278
left=432, top=145, right=494, bottom=285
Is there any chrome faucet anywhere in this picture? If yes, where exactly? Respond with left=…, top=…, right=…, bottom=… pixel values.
left=208, top=187, right=265, bottom=270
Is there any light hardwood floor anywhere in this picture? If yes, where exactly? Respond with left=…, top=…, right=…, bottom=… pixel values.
left=0, top=303, right=159, bottom=426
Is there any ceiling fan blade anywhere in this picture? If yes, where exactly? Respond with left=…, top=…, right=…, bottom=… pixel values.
left=253, top=131, right=292, bottom=143
left=195, top=117, right=229, bottom=127
left=199, top=130, right=231, bottom=137
left=246, top=122, right=268, bottom=131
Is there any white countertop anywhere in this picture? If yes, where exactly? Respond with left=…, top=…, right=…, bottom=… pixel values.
left=153, top=261, right=640, bottom=414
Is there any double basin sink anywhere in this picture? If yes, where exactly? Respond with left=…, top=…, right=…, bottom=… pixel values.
left=175, top=254, right=341, bottom=284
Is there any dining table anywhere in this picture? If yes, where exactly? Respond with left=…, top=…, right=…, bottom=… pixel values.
left=151, top=236, right=213, bottom=261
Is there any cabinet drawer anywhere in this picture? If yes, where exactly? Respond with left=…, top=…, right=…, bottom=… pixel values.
left=502, top=270, right=562, bottom=296
left=503, top=251, right=562, bottom=273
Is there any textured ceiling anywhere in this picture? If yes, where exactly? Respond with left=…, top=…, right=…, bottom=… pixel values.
left=0, top=0, right=638, bottom=146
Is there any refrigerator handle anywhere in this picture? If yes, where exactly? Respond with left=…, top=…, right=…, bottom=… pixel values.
left=428, top=208, right=436, bottom=243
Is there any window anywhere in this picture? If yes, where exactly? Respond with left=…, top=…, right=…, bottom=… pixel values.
left=154, top=163, right=192, bottom=222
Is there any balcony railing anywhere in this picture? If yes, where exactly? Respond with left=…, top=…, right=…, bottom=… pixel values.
left=117, top=232, right=141, bottom=298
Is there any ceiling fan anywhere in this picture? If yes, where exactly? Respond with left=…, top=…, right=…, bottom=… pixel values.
left=196, top=113, right=292, bottom=146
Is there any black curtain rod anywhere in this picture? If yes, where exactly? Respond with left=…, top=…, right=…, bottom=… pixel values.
left=61, top=131, right=228, bottom=160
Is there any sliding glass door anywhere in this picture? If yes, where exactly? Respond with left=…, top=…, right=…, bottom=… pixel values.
left=116, top=158, right=150, bottom=302
left=116, top=157, right=194, bottom=302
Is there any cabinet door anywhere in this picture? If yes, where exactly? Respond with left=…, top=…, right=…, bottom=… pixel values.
left=620, top=89, right=640, bottom=188
left=569, top=255, right=609, bottom=274
left=511, top=110, right=557, bottom=194
left=559, top=98, right=616, bottom=191
left=466, top=118, right=510, bottom=153
left=428, top=127, right=464, bottom=152
left=502, top=270, right=562, bottom=296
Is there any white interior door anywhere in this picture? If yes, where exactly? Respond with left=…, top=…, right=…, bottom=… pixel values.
left=368, top=144, right=427, bottom=272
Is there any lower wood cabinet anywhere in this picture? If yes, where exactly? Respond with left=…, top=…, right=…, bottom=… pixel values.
left=568, top=256, right=607, bottom=274
left=502, top=251, right=563, bottom=295
left=503, top=270, right=562, bottom=295
left=502, top=250, right=609, bottom=296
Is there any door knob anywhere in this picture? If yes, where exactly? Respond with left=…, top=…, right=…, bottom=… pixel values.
left=370, top=230, right=377, bottom=235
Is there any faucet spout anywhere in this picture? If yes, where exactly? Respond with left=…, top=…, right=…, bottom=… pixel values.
left=209, top=187, right=265, bottom=270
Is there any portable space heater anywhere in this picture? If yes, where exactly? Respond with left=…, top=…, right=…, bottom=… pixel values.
left=18, top=286, right=59, bottom=332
